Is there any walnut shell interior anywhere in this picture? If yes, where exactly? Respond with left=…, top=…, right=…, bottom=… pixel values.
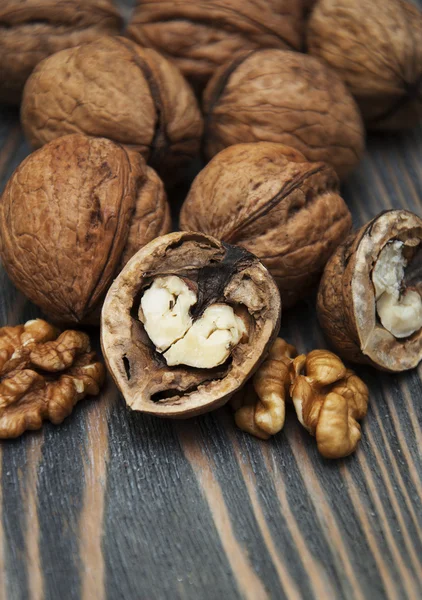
left=317, top=210, right=422, bottom=372
left=101, top=232, right=281, bottom=417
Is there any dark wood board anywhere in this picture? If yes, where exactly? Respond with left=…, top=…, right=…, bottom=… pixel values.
left=0, top=3, right=421, bottom=599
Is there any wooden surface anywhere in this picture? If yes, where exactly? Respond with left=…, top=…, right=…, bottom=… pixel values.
left=1, top=5, right=422, bottom=600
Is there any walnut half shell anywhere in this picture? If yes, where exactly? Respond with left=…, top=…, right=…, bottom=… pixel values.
left=101, top=232, right=281, bottom=417
left=317, top=210, right=422, bottom=372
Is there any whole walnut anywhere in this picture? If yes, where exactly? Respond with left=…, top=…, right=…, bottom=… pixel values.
left=0, top=134, right=171, bottom=324
left=203, top=50, right=365, bottom=180
left=0, top=0, right=122, bottom=105
left=180, top=142, right=352, bottom=308
left=126, top=0, right=305, bottom=94
left=317, top=210, right=422, bottom=372
left=21, top=36, right=203, bottom=184
left=307, top=0, right=422, bottom=130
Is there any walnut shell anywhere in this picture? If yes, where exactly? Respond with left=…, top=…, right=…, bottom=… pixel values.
left=0, top=133, right=171, bottom=324
left=307, top=0, right=422, bottom=130
left=21, top=36, right=203, bottom=184
left=101, top=231, right=281, bottom=417
left=126, top=0, right=305, bottom=94
left=0, top=0, right=122, bottom=105
left=317, top=210, right=422, bottom=372
left=203, top=49, right=365, bottom=180
left=180, top=142, right=352, bottom=308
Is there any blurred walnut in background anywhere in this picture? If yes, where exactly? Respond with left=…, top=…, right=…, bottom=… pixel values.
left=180, top=142, right=352, bottom=308
left=203, top=50, right=365, bottom=180
left=0, top=0, right=122, bottom=104
left=126, top=0, right=305, bottom=94
left=21, top=36, right=203, bottom=185
left=307, top=0, right=422, bottom=130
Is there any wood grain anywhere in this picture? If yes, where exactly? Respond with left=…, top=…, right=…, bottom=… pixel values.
left=1, top=1, right=422, bottom=597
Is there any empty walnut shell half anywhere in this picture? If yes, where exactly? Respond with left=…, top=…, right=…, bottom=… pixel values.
left=0, top=133, right=171, bottom=324
left=307, top=0, right=422, bottom=130
left=21, top=36, right=203, bottom=184
left=317, top=210, right=422, bottom=372
left=126, top=0, right=305, bottom=94
left=101, top=231, right=281, bottom=417
left=0, top=0, right=122, bottom=105
left=180, top=142, right=352, bottom=308
left=203, top=49, right=365, bottom=180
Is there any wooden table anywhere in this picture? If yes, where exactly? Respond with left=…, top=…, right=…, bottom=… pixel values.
left=1, top=9, right=422, bottom=600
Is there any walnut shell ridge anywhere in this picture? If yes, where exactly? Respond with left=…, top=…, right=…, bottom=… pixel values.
left=317, top=210, right=422, bottom=372
left=203, top=49, right=365, bottom=180
left=307, top=0, right=422, bottom=130
left=180, top=142, right=352, bottom=308
left=101, top=231, right=281, bottom=418
left=0, top=0, right=122, bottom=105
left=0, top=133, right=171, bottom=324
left=126, top=0, right=305, bottom=94
left=21, top=36, right=204, bottom=184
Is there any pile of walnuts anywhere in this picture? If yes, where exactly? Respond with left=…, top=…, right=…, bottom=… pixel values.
left=0, top=0, right=421, bottom=456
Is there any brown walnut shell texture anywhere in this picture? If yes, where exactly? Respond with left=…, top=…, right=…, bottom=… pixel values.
left=126, top=0, right=305, bottom=94
left=101, top=231, right=281, bottom=418
left=307, top=0, right=422, bottom=130
left=180, top=142, right=352, bottom=308
left=317, top=210, right=422, bottom=372
left=21, top=36, right=204, bottom=183
left=0, top=133, right=171, bottom=324
left=0, top=0, right=122, bottom=105
left=203, top=49, right=365, bottom=180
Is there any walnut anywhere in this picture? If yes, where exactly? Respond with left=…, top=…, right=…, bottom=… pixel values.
left=307, top=0, right=422, bottom=130
left=0, top=319, right=105, bottom=438
left=233, top=337, right=297, bottom=439
left=101, top=231, right=281, bottom=418
left=203, top=49, right=365, bottom=180
left=180, top=142, right=352, bottom=308
left=317, top=210, right=422, bottom=372
left=0, top=133, right=171, bottom=324
left=126, top=0, right=305, bottom=94
left=0, top=0, right=122, bottom=105
left=21, top=36, right=203, bottom=184
left=290, top=350, right=369, bottom=459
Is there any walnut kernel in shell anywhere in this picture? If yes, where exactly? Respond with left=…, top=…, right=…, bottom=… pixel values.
left=0, top=133, right=171, bottom=324
left=180, top=142, right=352, bottom=308
left=317, top=210, right=422, bottom=372
left=203, top=49, right=365, bottom=180
left=101, top=231, right=281, bottom=417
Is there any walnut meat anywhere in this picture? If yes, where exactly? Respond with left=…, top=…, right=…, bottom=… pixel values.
left=317, top=210, right=422, bottom=372
left=290, top=350, right=369, bottom=458
left=21, top=36, right=203, bottom=183
left=0, top=0, right=122, bottom=105
left=0, top=133, right=171, bottom=324
left=203, top=50, right=365, bottom=180
left=180, top=142, right=352, bottom=308
left=101, top=232, right=281, bottom=418
left=0, top=319, right=105, bottom=438
left=307, top=0, right=422, bottom=130
left=126, top=0, right=305, bottom=94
